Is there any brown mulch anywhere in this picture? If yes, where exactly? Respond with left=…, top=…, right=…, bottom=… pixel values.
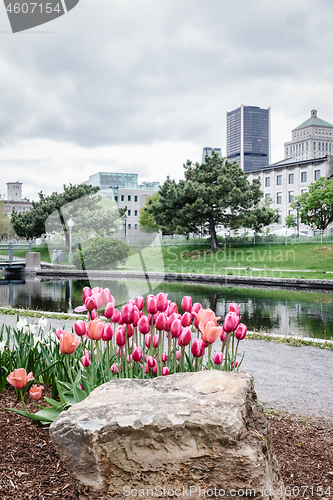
left=0, top=386, right=332, bottom=500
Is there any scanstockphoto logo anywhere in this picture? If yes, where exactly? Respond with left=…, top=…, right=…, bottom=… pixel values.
left=3, top=0, right=80, bottom=33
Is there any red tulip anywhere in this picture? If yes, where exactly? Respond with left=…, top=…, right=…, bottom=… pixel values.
left=138, top=315, right=150, bottom=335
left=181, top=312, right=192, bottom=327
left=178, top=327, right=192, bottom=347
left=152, top=365, right=158, bottom=375
left=135, top=296, right=144, bottom=311
left=132, top=346, right=143, bottom=363
left=7, top=368, right=34, bottom=389
left=170, top=319, right=182, bottom=338
left=30, top=384, right=43, bottom=400
left=74, top=320, right=86, bottom=337
left=102, top=323, right=113, bottom=342
left=87, top=319, right=104, bottom=341
left=156, top=293, right=168, bottom=312
left=121, top=303, right=135, bottom=324
left=229, top=302, right=240, bottom=317
left=82, top=286, right=92, bottom=302
left=191, top=302, right=202, bottom=318
left=104, top=302, right=115, bottom=319
left=59, top=331, right=80, bottom=354
left=116, top=326, right=126, bottom=347
left=155, top=312, right=167, bottom=331
left=181, top=296, right=192, bottom=312
left=55, top=328, right=64, bottom=340
left=147, top=296, right=157, bottom=314
left=235, top=323, right=247, bottom=340
left=111, top=309, right=121, bottom=323
left=223, top=312, right=240, bottom=333
left=81, top=355, right=90, bottom=367
left=213, top=352, right=223, bottom=365
left=162, top=366, right=169, bottom=376
left=85, top=295, right=97, bottom=311
left=200, top=337, right=210, bottom=348
left=191, top=338, right=205, bottom=358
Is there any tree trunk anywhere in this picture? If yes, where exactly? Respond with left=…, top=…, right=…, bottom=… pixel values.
left=208, top=216, right=219, bottom=249
left=58, top=209, right=70, bottom=252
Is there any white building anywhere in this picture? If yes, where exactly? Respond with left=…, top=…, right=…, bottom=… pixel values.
left=284, top=109, right=333, bottom=162
left=246, top=155, right=333, bottom=235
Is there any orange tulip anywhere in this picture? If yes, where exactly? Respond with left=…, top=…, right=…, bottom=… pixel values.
left=59, top=331, right=80, bottom=354
left=87, top=319, right=104, bottom=341
left=201, top=320, right=222, bottom=344
left=7, top=368, right=34, bottom=389
left=30, top=384, right=43, bottom=401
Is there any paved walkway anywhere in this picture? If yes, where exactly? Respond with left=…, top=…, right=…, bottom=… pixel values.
left=1, top=314, right=332, bottom=421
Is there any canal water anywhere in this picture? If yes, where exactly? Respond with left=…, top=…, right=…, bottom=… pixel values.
left=0, top=277, right=332, bottom=340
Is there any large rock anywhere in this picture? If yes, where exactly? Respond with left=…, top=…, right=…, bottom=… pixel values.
left=50, top=371, right=284, bottom=499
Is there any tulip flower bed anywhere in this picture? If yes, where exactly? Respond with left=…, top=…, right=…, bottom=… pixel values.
left=1, top=287, right=248, bottom=424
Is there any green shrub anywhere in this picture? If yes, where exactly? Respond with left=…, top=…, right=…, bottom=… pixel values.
left=72, top=237, right=129, bottom=270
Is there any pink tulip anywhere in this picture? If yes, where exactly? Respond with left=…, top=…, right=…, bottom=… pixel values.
left=90, top=309, right=97, bottom=320
left=229, top=302, right=240, bottom=317
left=7, top=368, right=34, bottom=389
left=126, top=324, right=134, bottom=338
left=84, top=349, right=91, bottom=360
left=155, top=312, right=167, bottom=331
left=132, top=346, right=143, bottom=363
left=178, top=327, right=192, bottom=347
left=170, top=319, right=183, bottom=339
left=156, top=293, right=168, bottom=312
left=144, top=363, right=150, bottom=374
left=121, top=303, right=135, bottom=324
left=102, top=323, right=114, bottom=342
left=87, top=319, right=104, bottom=341
left=220, top=328, right=227, bottom=342
left=104, top=302, right=115, bottom=319
left=116, top=326, right=126, bottom=347
left=152, top=365, right=158, bottom=375
left=111, top=363, right=119, bottom=374
left=191, top=338, right=205, bottom=358
left=145, top=334, right=151, bottom=348
left=81, top=355, right=90, bottom=367
left=235, top=323, right=247, bottom=340
left=191, top=302, right=202, bottom=318
left=116, top=346, right=124, bottom=356
left=92, top=287, right=102, bottom=294
left=147, top=356, right=156, bottom=368
left=200, top=337, right=210, bottom=348
left=59, top=331, right=80, bottom=354
left=138, top=315, right=150, bottom=335
left=30, top=384, right=43, bottom=400
left=223, top=312, right=240, bottom=333
left=213, top=352, right=223, bottom=365
left=167, top=302, right=178, bottom=316
left=181, top=296, right=192, bottom=312
left=111, top=309, right=121, bottom=323
left=102, top=288, right=114, bottom=306
left=82, top=286, right=92, bottom=302
left=166, top=312, right=180, bottom=332
left=175, top=351, right=181, bottom=361
left=231, top=360, right=239, bottom=369
left=161, top=353, right=167, bottom=363
left=147, top=296, right=157, bottom=314
left=133, top=309, right=140, bottom=327
left=85, top=295, right=97, bottom=311
left=74, top=320, right=86, bottom=337
left=93, top=293, right=104, bottom=310
left=153, top=335, right=159, bottom=348
left=162, top=366, right=169, bottom=376
left=135, top=296, right=144, bottom=311
left=55, top=328, right=64, bottom=340
left=181, top=312, right=192, bottom=328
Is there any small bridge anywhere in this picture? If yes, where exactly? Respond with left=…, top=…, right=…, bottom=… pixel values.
left=0, top=243, right=31, bottom=270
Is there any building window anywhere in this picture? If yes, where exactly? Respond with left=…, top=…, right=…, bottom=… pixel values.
left=301, top=171, right=307, bottom=182
left=128, top=195, right=131, bottom=202
left=121, top=195, right=124, bottom=201
left=289, top=191, right=294, bottom=203
left=296, top=144, right=298, bottom=153
left=326, top=142, right=328, bottom=151
left=288, top=173, right=294, bottom=184
left=128, top=210, right=131, bottom=216
left=322, top=142, right=324, bottom=151
left=288, top=210, right=293, bottom=215
left=313, top=142, right=316, bottom=150
left=276, top=175, right=282, bottom=185
left=277, top=192, right=282, bottom=204
left=134, top=210, right=138, bottom=216
left=265, top=193, right=270, bottom=204
left=278, top=212, right=282, bottom=224
left=286, top=147, right=288, bottom=155
left=265, top=177, right=270, bottom=187
left=319, top=142, right=321, bottom=151
left=134, top=195, right=138, bottom=202
left=135, top=224, right=138, bottom=230
left=302, top=143, right=304, bottom=152
left=128, top=224, right=131, bottom=230
left=115, top=196, right=118, bottom=202
left=301, top=189, right=307, bottom=194
left=314, top=170, right=321, bottom=181
left=306, top=142, right=308, bottom=151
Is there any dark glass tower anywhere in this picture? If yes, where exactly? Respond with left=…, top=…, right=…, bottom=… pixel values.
left=226, top=105, right=270, bottom=172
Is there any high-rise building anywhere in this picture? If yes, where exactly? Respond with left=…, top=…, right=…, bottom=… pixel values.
left=201, top=147, right=222, bottom=163
left=284, top=109, right=333, bottom=162
left=226, top=105, right=270, bottom=172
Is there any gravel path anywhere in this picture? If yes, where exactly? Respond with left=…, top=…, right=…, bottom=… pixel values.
left=1, top=314, right=332, bottom=421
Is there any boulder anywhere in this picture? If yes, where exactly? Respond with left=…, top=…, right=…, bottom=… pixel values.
left=50, top=371, right=284, bottom=499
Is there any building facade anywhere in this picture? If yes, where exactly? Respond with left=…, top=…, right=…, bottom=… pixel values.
left=201, top=147, right=222, bottom=163
left=4, top=182, right=32, bottom=217
left=246, top=156, right=333, bottom=234
left=284, top=109, right=333, bottom=162
left=226, top=105, right=270, bottom=172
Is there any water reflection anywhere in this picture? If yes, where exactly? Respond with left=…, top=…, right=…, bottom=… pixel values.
left=0, top=278, right=332, bottom=340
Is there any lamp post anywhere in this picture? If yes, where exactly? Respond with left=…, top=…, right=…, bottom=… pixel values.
left=124, top=213, right=127, bottom=240
left=68, top=218, right=74, bottom=263
left=295, top=203, right=300, bottom=238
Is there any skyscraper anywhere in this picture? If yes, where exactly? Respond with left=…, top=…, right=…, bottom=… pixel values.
left=226, top=105, right=270, bottom=172
left=201, top=147, right=222, bottom=163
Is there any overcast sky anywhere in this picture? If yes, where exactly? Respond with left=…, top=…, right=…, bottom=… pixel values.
left=0, top=0, right=333, bottom=201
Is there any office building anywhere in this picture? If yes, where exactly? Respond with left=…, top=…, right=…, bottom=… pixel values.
left=226, top=105, right=270, bottom=172
left=284, top=109, right=333, bottom=162
left=201, top=147, right=222, bottom=163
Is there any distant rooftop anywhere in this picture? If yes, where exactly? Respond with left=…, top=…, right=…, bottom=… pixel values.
left=293, top=109, right=333, bottom=131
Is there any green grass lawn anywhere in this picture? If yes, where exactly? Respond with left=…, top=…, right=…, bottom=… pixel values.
left=123, top=242, right=333, bottom=279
